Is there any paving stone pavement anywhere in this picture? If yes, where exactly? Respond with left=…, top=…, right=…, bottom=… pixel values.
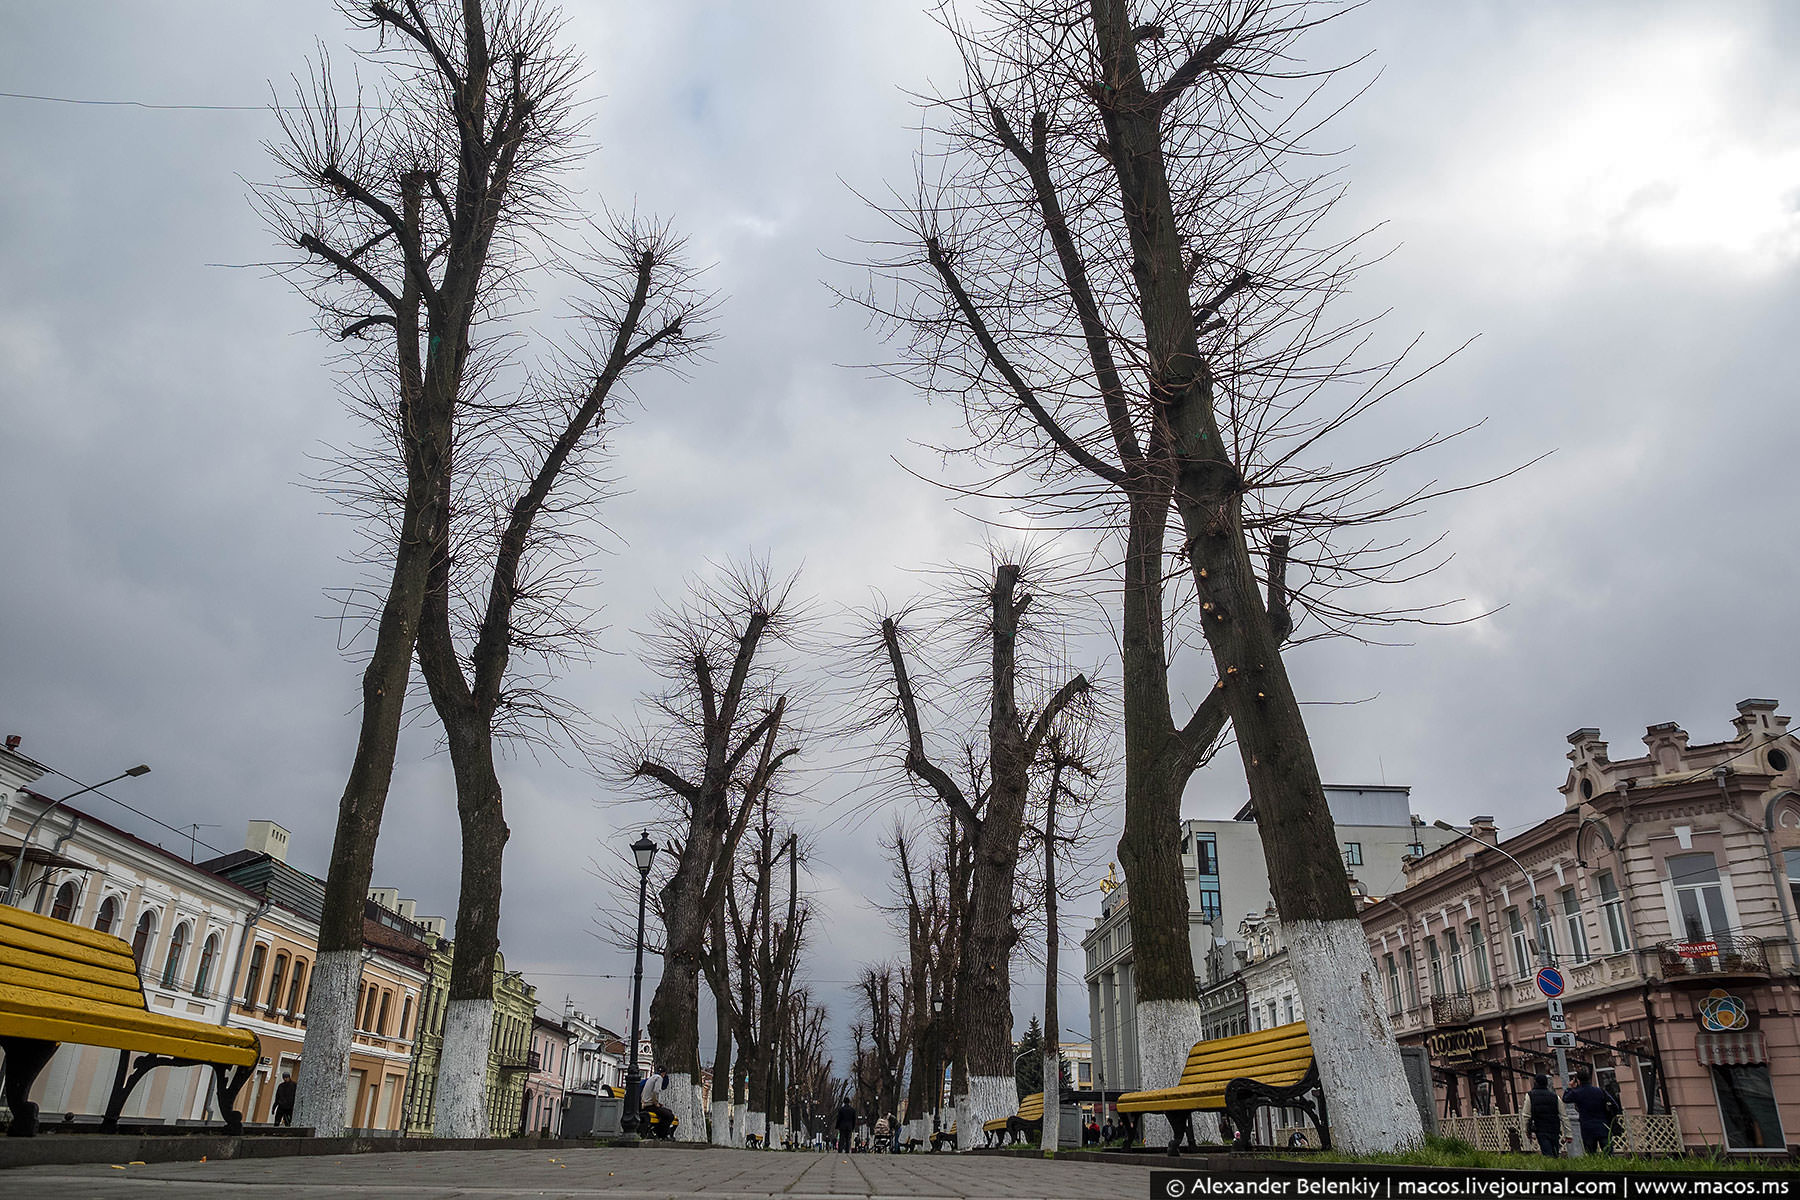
left=2, top=1146, right=1159, bottom=1199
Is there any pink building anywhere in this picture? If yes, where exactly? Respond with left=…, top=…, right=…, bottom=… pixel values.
left=523, top=1012, right=571, bottom=1136
left=1361, top=698, right=1800, bottom=1156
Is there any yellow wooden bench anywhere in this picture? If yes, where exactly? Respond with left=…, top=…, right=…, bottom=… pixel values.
left=981, top=1090, right=1044, bottom=1145
left=930, top=1121, right=956, bottom=1151
left=1116, top=1021, right=1325, bottom=1153
left=0, top=903, right=260, bottom=1136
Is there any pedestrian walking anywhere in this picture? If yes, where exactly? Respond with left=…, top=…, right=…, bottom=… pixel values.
left=1527, top=1074, right=1562, bottom=1157
left=834, top=1098, right=857, bottom=1153
left=271, top=1072, right=297, bottom=1127
left=1564, top=1068, right=1622, bottom=1155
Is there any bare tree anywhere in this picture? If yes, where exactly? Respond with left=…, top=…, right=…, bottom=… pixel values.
left=858, top=0, right=1505, bottom=1151
left=853, top=962, right=912, bottom=1124
left=262, top=0, right=599, bottom=1135
left=866, top=555, right=1090, bottom=1145
left=615, top=562, right=803, bottom=1139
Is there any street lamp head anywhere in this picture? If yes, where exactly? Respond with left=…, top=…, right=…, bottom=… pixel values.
left=631, top=831, right=657, bottom=875
left=125, top=764, right=151, bottom=777
left=1431, top=819, right=1455, bottom=832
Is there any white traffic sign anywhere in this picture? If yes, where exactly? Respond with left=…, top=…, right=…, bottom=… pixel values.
left=1546, top=998, right=1564, bottom=1019
left=1546, top=1031, right=1576, bottom=1049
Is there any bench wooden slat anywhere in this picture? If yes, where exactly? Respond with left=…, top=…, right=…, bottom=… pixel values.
left=0, top=922, right=143, bottom=981
left=0, top=1007, right=259, bottom=1066
left=0, top=942, right=144, bottom=994
left=0, top=904, right=138, bottom=956
left=0, top=961, right=144, bottom=1008
left=0, top=983, right=257, bottom=1052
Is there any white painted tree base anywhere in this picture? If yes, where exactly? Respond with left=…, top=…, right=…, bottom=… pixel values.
left=665, top=1074, right=706, bottom=1142
left=291, top=950, right=359, bottom=1137
left=956, top=1075, right=1016, bottom=1151
left=1040, top=1052, right=1060, bottom=1151
left=710, top=1100, right=732, bottom=1145
left=434, top=997, right=494, bottom=1138
left=1136, top=999, right=1218, bottom=1146
left=1286, top=918, right=1423, bottom=1154
left=769, top=1121, right=786, bottom=1148
left=744, top=1109, right=767, bottom=1145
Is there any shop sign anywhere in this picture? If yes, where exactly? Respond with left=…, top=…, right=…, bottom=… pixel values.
left=1675, top=940, right=1719, bottom=958
left=1698, top=988, right=1750, bottom=1032
left=1425, top=1027, right=1488, bottom=1061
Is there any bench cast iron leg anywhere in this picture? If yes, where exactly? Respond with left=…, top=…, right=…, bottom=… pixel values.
left=104, top=1053, right=176, bottom=1133
left=213, top=1063, right=254, bottom=1135
left=1165, top=1110, right=1192, bottom=1157
left=1, top=1037, right=60, bottom=1137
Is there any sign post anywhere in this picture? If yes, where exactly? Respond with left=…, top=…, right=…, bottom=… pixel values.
left=1535, top=944, right=1579, bottom=1156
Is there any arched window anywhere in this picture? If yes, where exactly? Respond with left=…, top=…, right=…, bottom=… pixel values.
left=265, top=952, right=289, bottom=1013
left=94, top=895, right=118, bottom=935
left=131, top=911, right=157, bottom=968
left=194, top=933, right=219, bottom=997
left=160, top=922, right=190, bottom=988
left=287, top=959, right=308, bottom=1015
left=50, top=881, right=79, bottom=923
left=377, top=990, right=391, bottom=1036
left=361, top=984, right=380, bottom=1031
left=399, top=996, right=413, bottom=1040
left=243, top=944, right=266, bottom=1006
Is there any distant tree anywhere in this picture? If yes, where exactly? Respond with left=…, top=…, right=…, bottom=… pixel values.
left=1014, top=1016, right=1044, bottom=1095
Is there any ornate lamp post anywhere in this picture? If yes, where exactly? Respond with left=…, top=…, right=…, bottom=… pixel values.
left=620, top=831, right=658, bottom=1138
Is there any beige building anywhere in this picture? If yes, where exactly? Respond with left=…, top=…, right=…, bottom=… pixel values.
left=203, top=823, right=433, bottom=1132
left=1361, top=699, right=1800, bottom=1155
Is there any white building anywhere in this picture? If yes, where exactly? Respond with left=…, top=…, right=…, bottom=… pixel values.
left=1084, top=784, right=1460, bottom=1093
left=1, top=745, right=260, bottom=1126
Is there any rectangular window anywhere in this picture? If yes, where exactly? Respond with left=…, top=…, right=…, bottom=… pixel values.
left=1712, top=1064, right=1786, bottom=1150
left=1596, top=871, right=1630, bottom=953
left=1533, top=898, right=1558, bottom=961
left=1425, top=935, right=1444, bottom=997
left=1283, top=996, right=1295, bottom=1024
left=1446, top=928, right=1466, bottom=992
left=1343, top=842, right=1363, bottom=867
left=1507, top=908, right=1531, bottom=979
left=1467, top=920, right=1491, bottom=987
left=1384, top=953, right=1401, bottom=1016
left=1197, top=884, right=1222, bottom=923
left=1401, top=947, right=1420, bottom=1007
left=1560, top=886, right=1589, bottom=963
left=1785, top=849, right=1800, bottom=920
left=1193, top=836, right=1218, bottom=877
left=1670, top=852, right=1730, bottom=942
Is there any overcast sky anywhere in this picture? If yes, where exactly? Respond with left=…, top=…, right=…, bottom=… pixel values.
left=3, top=1, right=1797, bottom=1073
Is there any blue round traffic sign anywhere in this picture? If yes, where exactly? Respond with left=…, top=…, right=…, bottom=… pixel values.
left=1536, top=967, right=1565, bottom=998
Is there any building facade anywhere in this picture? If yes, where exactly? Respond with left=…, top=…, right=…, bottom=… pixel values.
left=1361, top=699, right=1800, bottom=1155
left=485, top=953, right=539, bottom=1136
left=203, top=824, right=432, bottom=1132
left=524, top=1012, right=571, bottom=1136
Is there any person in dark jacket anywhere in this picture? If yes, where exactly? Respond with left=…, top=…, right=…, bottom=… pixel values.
left=271, top=1073, right=297, bottom=1126
left=1564, top=1068, right=1621, bottom=1154
left=1527, top=1074, right=1562, bottom=1157
left=834, top=1099, right=858, bottom=1153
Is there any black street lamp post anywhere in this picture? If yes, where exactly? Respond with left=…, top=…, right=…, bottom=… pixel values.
left=3, top=764, right=151, bottom=907
left=620, top=831, right=658, bottom=1138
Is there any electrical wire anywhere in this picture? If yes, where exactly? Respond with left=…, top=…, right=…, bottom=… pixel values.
left=0, top=89, right=375, bottom=113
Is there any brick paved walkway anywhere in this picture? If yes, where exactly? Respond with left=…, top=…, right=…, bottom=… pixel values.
left=3, top=1146, right=1158, bottom=1198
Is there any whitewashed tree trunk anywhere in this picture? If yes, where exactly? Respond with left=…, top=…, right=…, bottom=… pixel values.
left=710, top=1099, right=732, bottom=1145
left=665, top=1073, right=706, bottom=1142
left=744, top=1109, right=767, bottom=1145
left=769, top=1120, right=785, bottom=1148
left=1040, top=1052, right=1060, bottom=1153
left=956, top=1076, right=1015, bottom=1151
left=733, top=1101, right=746, bottom=1142
left=434, top=997, right=494, bottom=1138
left=1286, top=919, right=1423, bottom=1154
left=1135, top=999, right=1217, bottom=1147
left=292, top=950, right=359, bottom=1137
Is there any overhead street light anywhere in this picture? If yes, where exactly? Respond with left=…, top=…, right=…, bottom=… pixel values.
left=4, top=764, right=151, bottom=908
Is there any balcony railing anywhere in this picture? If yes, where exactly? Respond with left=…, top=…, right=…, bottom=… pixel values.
left=495, top=1050, right=541, bottom=1073
left=1430, top=991, right=1475, bottom=1026
left=1657, top=935, right=1769, bottom=980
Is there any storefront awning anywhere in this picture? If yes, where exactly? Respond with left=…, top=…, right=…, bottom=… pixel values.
left=1695, top=1031, right=1766, bottom=1066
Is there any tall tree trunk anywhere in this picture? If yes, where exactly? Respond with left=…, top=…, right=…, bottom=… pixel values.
left=1089, top=0, right=1420, bottom=1153
left=1041, top=772, right=1060, bottom=1155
